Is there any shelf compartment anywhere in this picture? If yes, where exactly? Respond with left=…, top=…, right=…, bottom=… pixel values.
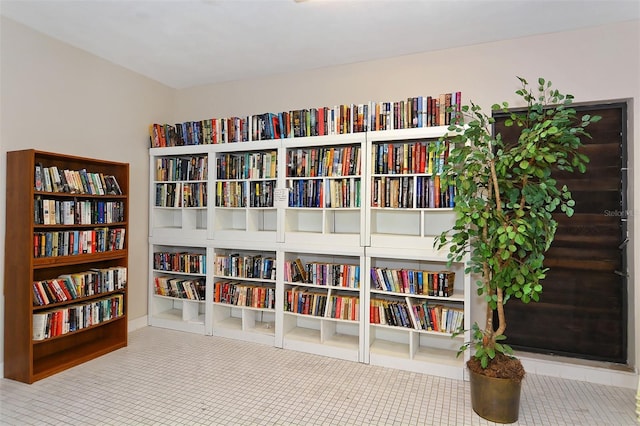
left=369, top=208, right=456, bottom=248
left=212, top=304, right=275, bottom=346
left=369, top=256, right=466, bottom=301
left=284, top=207, right=362, bottom=247
left=282, top=312, right=360, bottom=362
left=151, top=207, right=208, bottom=241
left=149, top=151, right=209, bottom=240
left=368, top=326, right=463, bottom=379
left=150, top=296, right=206, bottom=334
left=31, top=316, right=127, bottom=383
left=213, top=207, right=277, bottom=242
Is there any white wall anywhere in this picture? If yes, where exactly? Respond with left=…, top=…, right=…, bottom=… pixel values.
left=174, top=20, right=640, bottom=376
left=0, top=17, right=174, bottom=365
left=1, top=15, right=638, bottom=382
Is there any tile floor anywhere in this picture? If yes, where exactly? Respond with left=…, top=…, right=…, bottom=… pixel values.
left=0, top=326, right=637, bottom=425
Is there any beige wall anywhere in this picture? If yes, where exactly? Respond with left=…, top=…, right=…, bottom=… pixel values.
left=1, top=15, right=639, bottom=374
left=175, top=21, right=639, bottom=121
left=0, top=17, right=174, bottom=364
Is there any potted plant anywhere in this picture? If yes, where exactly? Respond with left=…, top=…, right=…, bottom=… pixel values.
left=434, top=77, right=600, bottom=423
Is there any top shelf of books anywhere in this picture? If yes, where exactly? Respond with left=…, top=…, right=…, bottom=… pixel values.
left=150, top=92, right=461, bottom=147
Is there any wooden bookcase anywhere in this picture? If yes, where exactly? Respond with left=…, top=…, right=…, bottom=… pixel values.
left=4, top=149, right=129, bottom=383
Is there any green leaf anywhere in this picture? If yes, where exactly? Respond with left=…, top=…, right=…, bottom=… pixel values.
left=487, top=347, right=496, bottom=359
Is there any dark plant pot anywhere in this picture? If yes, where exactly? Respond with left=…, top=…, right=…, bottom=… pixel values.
left=469, top=369, right=522, bottom=424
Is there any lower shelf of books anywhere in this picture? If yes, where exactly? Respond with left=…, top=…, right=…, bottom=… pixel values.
left=367, top=325, right=464, bottom=379
left=211, top=304, right=276, bottom=346
left=150, top=296, right=205, bottom=334
left=282, top=313, right=361, bottom=362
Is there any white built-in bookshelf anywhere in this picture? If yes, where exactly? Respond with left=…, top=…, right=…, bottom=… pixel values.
left=148, top=96, right=470, bottom=379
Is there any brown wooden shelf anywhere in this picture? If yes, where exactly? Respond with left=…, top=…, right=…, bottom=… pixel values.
left=32, top=289, right=127, bottom=312
left=34, top=190, right=127, bottom=199
left=4, top=149, right=129, bottom=384
left=33, top=250, right=128, bottom=269
left=34, top=222, right=127, bottom=230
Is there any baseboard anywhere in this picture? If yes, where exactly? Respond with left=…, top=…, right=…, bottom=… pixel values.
left=128, top=315, right=148, bottom=332
left=518, top=352, right=638, bottom=389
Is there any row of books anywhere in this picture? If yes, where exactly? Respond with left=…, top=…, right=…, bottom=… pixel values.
left=182, top=183, right=208, bottom=208
left=217, top=151, right=277, bottom=180
left=154, top=276, right=205, bottom=300
left=413, top=302, right=463, bottom=334
left=327, top=295, right=359, bottom=321
left=371, top=175, right=455, bottom=209
left=214, top=253, right=276, bottom=280
left=35, top=198, right=125, bottom=226
left=155, top=178, right=449, bottom=210
left=372, top=141, right=449, bottom=175
left=33, top=266, right=127, bottom=306
left=285, top=289, right=326, bottom=317
left=32, top=294, right=125, bottom=341
left=155, top=182, right=208, bottom=208
left=34, top=228, right=126, bottom=258
left=287, top=145, right=361, bottom=178
left=153, top=251, right=206, bottom=274
left=155, top=156, right=208, bottom=182
left=284, top=288, right=360, bottom=321
left=149, top=92, right=461, bottom=147
left=214, top=281, right=276, bottom=309
left=214, top=180, right=275, bottom=208
left=35, top=164, right=122, bottom=195
left=284, top=259, right=360, bottom=288
left=156, top=178, right=450, bottom=210
left=370, top=267, right=455, bottom=297
left=287, top=177, right=361, bottom=208
left=370, top=299, right=413, bottom=328
left=370, top=299, right=462, bottom=333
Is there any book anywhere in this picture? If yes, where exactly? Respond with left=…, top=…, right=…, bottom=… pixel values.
left=34, top=164, right=44, bottom=191
left=42, top=166, right=53, bottom=192
left=293, top=258, right=308, bottom=283
left=33, top=313, right=48, bottom=340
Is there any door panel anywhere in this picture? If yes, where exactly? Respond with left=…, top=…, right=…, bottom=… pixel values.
left=493, top=104, right=627, bottom=363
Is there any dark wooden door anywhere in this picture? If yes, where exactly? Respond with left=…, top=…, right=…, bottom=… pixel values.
left=493, top=103, right=627, bottom=363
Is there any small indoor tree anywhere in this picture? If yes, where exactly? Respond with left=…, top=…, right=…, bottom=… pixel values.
left=435, top=77, right=600, bottom=380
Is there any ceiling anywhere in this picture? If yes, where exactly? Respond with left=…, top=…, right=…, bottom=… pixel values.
left=2, top=0, right=639, bottom=89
